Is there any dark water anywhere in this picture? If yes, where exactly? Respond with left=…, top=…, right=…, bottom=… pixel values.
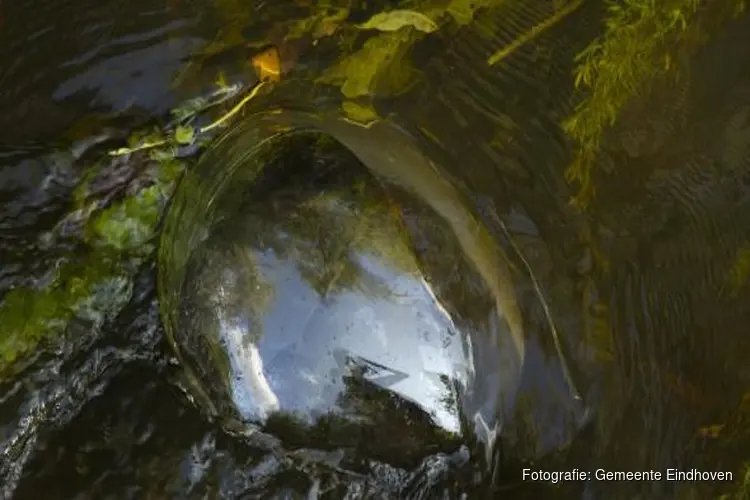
left=2, top=0, right=750, bottom=498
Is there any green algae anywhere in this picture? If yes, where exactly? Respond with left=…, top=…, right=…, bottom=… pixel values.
left=0, top=148, right=186, bottom=379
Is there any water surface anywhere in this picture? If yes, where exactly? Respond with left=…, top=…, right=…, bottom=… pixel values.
left=1, top=0, right=750, bottom=498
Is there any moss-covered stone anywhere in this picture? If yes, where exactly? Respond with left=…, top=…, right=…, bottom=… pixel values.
left=89, top=185, right=165, bottom=253
left=0, top=140, right=186, bottom=380
left=0, top=255, right=126, bottom=377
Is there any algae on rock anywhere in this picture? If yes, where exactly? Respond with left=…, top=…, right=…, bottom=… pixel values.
left=0, top=144, right=188, bottom=379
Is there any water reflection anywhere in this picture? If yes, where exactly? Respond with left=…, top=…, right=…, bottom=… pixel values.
left=175, top=135, right=476, bottom=464
left=0, top=0, right=211, bottom=143
left=203, top=198, right=470, bottom=434
left=162, top=124, right=591, bottom=483
left=53, top=35, right=204, bottom=113
left=6, top=0, right=750, bottom=496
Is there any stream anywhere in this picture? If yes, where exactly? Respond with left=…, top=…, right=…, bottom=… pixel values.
left=2, top=0, right=750, bottom=498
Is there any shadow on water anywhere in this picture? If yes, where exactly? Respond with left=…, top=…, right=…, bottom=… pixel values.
left=2, top=0, right=750, bottom=498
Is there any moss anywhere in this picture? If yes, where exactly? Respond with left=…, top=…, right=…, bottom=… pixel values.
left=0, top=145, right=186, bottom=379
left=0, top=178, right=169, bottom=377
left=89, top=185, right=165, bottom=253
left=151, top=156, right=185, bottom=185
left=1, top=288, right=70, bottom=365
left=0, top=255, right=127, bottom=378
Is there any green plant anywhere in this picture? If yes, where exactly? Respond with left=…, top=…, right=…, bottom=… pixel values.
left=564, top=0, right=746, bottom=207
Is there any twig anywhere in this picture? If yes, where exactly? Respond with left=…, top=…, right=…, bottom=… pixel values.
left=488, top=0, right=584, bottom=66
left=199, top=81, right=269, bottom=134
left=108, top=81, right=269, bottom=157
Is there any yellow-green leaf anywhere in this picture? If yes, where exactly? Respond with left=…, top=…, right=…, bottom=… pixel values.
left=174, top=125, right=195, bottom=145
left=358, top=10, right=438, bottom=33
left=342, top=101, right=380, bottom=126
left=318, top=30, right=421, bottom=99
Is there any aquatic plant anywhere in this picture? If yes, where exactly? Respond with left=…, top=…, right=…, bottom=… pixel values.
left=564, top=0, right=746, bottom=207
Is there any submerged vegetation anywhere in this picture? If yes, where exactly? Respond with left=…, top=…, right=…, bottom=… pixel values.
left=564, top=0, right=747, bottom=207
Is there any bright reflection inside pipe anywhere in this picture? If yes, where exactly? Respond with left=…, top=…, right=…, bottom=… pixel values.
left=216, top=244, right=471, bottom=433
left=187, top=173, right=474, bottom=436
left=162, top=124, right=540, bottom=468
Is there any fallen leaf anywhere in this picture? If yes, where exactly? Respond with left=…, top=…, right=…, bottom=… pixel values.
left=251, top=46, right=281, bottom=83
left=358, top=10, right=438, bottom=33
left=174, top=125, right=195, bottom=145
left=318, top=30, right=421, bottom=98
left=342, top=101, right=380, bottom=126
